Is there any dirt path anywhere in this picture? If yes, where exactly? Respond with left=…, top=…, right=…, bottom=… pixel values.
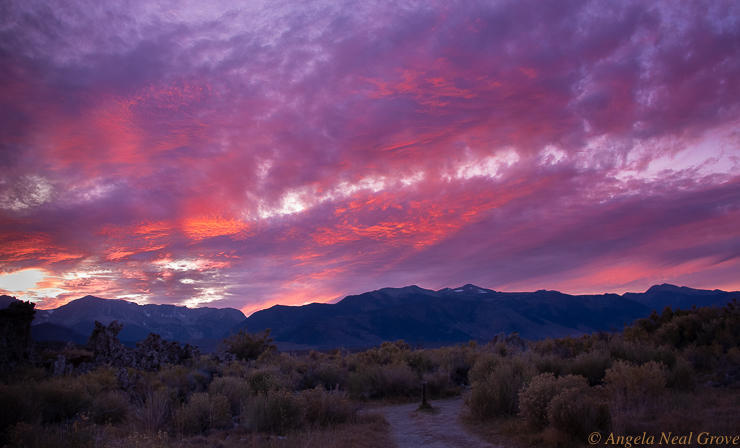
left=375, top=396, right=501, bottom=448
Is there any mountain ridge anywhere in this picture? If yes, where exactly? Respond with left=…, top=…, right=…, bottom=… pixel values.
left=225, top=283, right=740, bottom=349
left=12, top=284, right=740, bottom=351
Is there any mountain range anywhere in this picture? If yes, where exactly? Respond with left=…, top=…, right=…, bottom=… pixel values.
left=27, top=295, right=246, bottom=344
left=227, top=283, right=740, bottom=350
left=2, top=284, right=738, bottom=351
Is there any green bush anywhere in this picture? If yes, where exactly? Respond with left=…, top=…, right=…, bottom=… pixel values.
left=519, top=373, right=589, bottom=429
left=174, top=392, right=231, bottom=435
left=244, top=390, right=303, bottom=434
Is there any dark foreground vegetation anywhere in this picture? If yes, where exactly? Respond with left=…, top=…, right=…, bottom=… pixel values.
left=1, top=299, right=739, bottom=447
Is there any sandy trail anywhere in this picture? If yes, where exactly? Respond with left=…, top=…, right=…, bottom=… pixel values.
left=375, top=396, right=500, bottom=448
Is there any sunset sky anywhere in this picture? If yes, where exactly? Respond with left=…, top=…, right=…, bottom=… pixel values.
left=1, top=0, right=739, bottom=315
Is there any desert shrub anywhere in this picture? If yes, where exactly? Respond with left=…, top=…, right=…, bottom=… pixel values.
left=302, top=361, right=347, bottom=391
left=244, top=390, right=302, bottom=434
left=608, top=339, right=676, bottom=368
left=97, top=430, right=171, bottom=448
left=353, top=341, right=412, bottom=367
left=246, top=366, right=290, bottom=395
left=519, top=373, right=590, bottom=430
left=83, top=366, right=119, bottom=392
left=221, top=329, right=277, bottom=362
left=466, top=356, right=533, bottom=419
left=682, top=344, right=716, bottom=370
left=157, top=365, right=190, bottom=398
left=39, top=378, right=93, bottom=423
left=208, top=376, right=250, bottom=415
left=422, top=368, right=452, bottom=396
left=186, top=368, right=212, bottom=392
left=436, top=346, right=472, bottom=385
left=567, top=350, right=612, bottom=386
left=4, top=416, right=102, bottom=448
left=547, top=386, right=609, bottom=441
left=531, top=353, right=567, bottom=377
left=347, top=363, right=418, bottom=399
left=137, top=389, right=171, bottom=434
left=0, top=383, right=40, bottom=436
left=222, top=360, right=248, bottom=378
left=174, top=392, right=231, bottom=435
left=90, top=390, right=131, bottom=423
left=605, top=360, right=666, bottom=404
left=532, top=335, right=594, bottom=359
left=665, top=357, right=694, bottom=391
left=408, top=350, right=434, bottom=375
left=300, top=387, right=355, bottom=427
left=468, top=352, right=502, bottom=384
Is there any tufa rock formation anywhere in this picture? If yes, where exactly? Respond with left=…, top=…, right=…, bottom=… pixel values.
left=87, top=320, right=134, bottom=367
left=0, top=299, right=39, bottom=368
left=85, top=320, right=200, bottom=371
left=490, top=331, right=528, bottom=352
left=134, top=333, right=200, bottom=371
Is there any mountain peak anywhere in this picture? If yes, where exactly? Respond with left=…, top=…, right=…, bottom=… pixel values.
left=441, top=284, right=494, bottom=294
left=646, top=284, right=682, bottom=293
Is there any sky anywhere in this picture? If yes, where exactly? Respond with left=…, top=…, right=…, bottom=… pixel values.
left=1, top=0, right=739, bottom=315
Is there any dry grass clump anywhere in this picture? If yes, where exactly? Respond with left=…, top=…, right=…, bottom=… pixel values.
left=136, top=389, right=172, bottom=434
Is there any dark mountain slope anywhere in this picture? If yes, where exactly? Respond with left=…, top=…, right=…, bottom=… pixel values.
left=34, top=296, right=246, bottom=343
left=226, top=284, right=739, bottom=349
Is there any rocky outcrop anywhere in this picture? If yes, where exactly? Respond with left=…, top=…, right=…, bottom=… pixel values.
left=134, top=333, right=200, bottom=371
left=0, top=299, right=38, bottom=368
left=491, top=331, right=528, bottom=352
left=85, top=320, right=200, bottom=371
left=86, top=320, right=134, bottom=367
